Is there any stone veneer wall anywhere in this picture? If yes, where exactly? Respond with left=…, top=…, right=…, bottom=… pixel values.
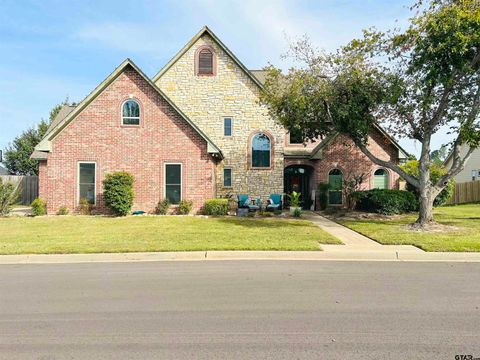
left=156, top=33, right=285, bottom=201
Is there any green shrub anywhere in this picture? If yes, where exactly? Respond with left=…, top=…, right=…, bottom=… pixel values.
left=203, top=199, right=228, bottom=216
left=352, top=189, right=418, bottom=215
left=317, top=183, right=329, bottom=210
left=177, top=200, right=193, bottom=215
left=293, top=207, right=302, bottom=218
left=401, top=160, right=455, bottom=206
left=31, top=198, right=47, bottom=216
left=78, top=198, right=92, bottom=215
left=56, top=206, right=69, bottom=215
left=0, top=178, right=19, bottom=216
left=155, top=199, right=170, bottom=215
left=103, top=172, right=134, bottom=216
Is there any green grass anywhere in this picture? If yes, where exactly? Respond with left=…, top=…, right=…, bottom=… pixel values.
left=337, top=204, right=480, bottom=252
left=0, top=216, right=341, bottom=255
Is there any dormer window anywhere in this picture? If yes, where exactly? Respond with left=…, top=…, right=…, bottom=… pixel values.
left=195, top=46, right=216, bottom=76
left=122, top=100, right=140, bottom=125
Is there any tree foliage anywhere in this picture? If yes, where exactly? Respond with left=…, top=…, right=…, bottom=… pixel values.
left=261, top=0, right=480, bottom=226
left=3, top=99, right=69, bottom=175
left=401, top=160, right=455, bottom=206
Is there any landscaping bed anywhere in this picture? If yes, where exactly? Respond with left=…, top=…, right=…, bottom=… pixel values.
left=0, top=215, right=341, bottom=255
left=332, top=204, right=480, bottom=252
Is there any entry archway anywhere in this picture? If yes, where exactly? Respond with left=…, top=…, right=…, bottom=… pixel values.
left=284, top=165, right=314, bottom=209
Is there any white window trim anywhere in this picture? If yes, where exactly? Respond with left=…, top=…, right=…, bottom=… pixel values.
left=121, top=99, right=141, bottom=126
left=223, top=117, right=233, bottom=137
left=223, top=167, right=233, bottom=188
left=77, top=161, right=97, bottom=206
left=164, top=162, right=183, bottom=204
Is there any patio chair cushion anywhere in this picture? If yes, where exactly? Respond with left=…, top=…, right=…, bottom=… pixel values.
left=238, top=195, right=249, bottom=208
left=266, top=203, right=280, bottom=209
left=269, top=194, right=282, bottom=205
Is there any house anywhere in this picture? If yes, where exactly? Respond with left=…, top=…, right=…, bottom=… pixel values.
left=32, top=26, right=408, bottom=214
left=0, top=164, right=8, bottom=175
left=444, top=144, right=480, bottom=183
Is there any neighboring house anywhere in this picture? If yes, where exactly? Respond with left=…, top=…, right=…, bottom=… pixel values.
left=444, top=144, right=480, bottom=183
left=32, top=26, right=408, bottom=214
left=0, top=164, right=8, bottom=175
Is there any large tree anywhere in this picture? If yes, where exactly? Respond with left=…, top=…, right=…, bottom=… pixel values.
left=3, top=100, right=67, bottom=175
left=261, top=0, right=480, bottom=227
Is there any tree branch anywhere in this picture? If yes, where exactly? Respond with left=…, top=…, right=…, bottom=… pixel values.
left=356, top=142, right=419, bottom=188
left=436, top=143, right=475, bottom=189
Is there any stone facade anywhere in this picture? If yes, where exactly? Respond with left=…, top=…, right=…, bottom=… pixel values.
left=155, top=33, right=285, bottom=201
left=39, top=66, right=215, bottom=214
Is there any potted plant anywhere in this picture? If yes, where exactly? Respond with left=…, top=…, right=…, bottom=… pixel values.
left=288, top=191, right=302, bottom=215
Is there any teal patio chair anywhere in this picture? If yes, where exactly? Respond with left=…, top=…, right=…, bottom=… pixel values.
left=237, top=194, right=261, bottom=211
left=266, top=194, right=283, bottom=211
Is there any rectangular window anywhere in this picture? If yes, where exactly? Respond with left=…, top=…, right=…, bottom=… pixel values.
left=224, top=117, right=232, bottom=136
left=289, top=127, right=303, bottom=144
left=78, top=162, right=96, bottom=205
left=223, top=168, right=232, bottom=187
left=165, top=164, right=182, bottom=204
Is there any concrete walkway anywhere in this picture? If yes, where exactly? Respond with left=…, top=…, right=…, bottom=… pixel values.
left=303, top=212, right=425, bottom=255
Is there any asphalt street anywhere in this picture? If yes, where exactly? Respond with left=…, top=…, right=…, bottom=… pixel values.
left=1, top=260, right=479, bottom=359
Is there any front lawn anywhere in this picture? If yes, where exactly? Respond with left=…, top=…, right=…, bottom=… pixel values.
left=0, top=216, right=341, bottom=255
left=336, top=204, right=480, bottom=252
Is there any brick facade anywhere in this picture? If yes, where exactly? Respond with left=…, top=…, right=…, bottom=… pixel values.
left=38, top=27, right=405, bottom=214
left=285, top=130, right=401, bottom=205
left=39, top=66, right=215, bottom=214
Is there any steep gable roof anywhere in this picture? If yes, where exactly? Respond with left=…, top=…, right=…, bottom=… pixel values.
left=33, top=58, right=222, bottom=159
left=152, top=26, right=264, bottom=89
left=44, top=104, right=76, bottom=138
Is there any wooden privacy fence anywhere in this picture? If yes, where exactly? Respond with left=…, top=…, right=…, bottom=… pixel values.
left=447, top=180, right=480, bottom=205
left=0, top=175, right=38, bottom=205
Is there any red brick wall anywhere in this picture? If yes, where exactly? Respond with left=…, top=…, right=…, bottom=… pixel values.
left=315, top=132, right=400, bottom=190
left=39, top=66, right=215, bottom=214
left=284, top=130, right=401, bottom=198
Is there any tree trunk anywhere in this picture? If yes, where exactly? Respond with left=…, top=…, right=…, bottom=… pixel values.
left=416, top=191, right=435, bottom=225
left=415, top=135, right=435, bottom=227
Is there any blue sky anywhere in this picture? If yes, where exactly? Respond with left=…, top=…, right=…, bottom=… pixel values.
left=0, top=0, right=450, bottom=157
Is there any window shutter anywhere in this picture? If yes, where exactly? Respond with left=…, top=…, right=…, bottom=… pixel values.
left=198, top=49, right=213, bottom=74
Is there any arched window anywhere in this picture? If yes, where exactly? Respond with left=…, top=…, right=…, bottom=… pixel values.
left=328, top=169, right=343, bottom=205
left=374, top=168, right=389, bottom=189
left=251, top=133, right=271, bottom=168
left=122, top=100, right=140, bottom=125
left=195, top=45, right=216, bottom=75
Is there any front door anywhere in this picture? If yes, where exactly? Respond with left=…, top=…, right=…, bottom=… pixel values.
left=284, top=166, right=312, bottom=209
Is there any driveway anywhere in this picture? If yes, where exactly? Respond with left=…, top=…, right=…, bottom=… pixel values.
left=1, top=260, right=479, bottom=359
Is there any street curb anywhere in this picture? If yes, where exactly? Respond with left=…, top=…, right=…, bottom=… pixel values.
left=1, top=249, right=480, bottom=264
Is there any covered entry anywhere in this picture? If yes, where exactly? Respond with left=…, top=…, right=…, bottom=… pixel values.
left=284, top=165, right=313, bottom=209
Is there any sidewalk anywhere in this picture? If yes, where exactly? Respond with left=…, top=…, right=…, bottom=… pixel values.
left=1, top=212, right=480, bottom=264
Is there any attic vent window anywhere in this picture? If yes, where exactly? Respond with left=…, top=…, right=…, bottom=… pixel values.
left=195, top=46, right=216, bottom=76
